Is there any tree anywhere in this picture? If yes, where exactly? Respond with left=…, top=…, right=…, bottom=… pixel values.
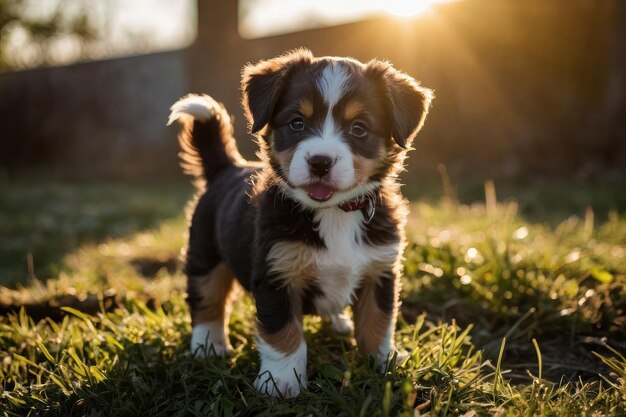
left=0, top=0, right=98, bottom=70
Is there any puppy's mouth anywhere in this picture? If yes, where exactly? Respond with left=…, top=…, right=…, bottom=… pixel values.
left=303, top=182, right=336, bottom=202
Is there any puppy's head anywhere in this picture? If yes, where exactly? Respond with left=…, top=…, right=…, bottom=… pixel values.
left=242, top=49, right=433, bottom=208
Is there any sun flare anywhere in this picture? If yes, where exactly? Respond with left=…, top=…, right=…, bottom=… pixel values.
left=239, top=0, right=463, bottom=39
left=383, top=0, right=433, bottom=18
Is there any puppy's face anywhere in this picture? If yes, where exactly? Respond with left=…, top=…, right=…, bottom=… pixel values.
left=243, top=50, right=433, bottom=208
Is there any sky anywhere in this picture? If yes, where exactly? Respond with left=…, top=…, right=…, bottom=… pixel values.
left=105, top=0, right=196, bottom=50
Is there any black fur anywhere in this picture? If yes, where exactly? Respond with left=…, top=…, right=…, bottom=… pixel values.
left=242, top=50, right=314, bottom=134
left=365, top=60, right=433, bottom=149
left=374, top=271, right=396, bottom=315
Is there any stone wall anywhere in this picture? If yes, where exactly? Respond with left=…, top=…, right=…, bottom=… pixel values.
left=0, top=51, right=186, bottom=179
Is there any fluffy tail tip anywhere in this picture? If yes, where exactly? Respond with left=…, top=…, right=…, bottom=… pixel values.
left=167, top=94, right=221, bottom=126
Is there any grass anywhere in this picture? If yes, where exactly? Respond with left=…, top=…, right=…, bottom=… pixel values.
left=0, top=178, right=625, bottom=416
left=0, top=181, right=192, bottom=286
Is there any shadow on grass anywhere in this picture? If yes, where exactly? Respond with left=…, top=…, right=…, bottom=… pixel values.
left=0, top=180, right=193, bottom=287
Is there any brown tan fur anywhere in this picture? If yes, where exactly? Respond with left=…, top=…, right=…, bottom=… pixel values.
left=343, top=99, right=366, bottom=121
left=273, top=148, right=297, bottom=179
left=353, top=283, right=392, bottom=356
left=258, top=318, right=304, bottom=355
left=353, top=154, right=384, bottom=184
left=353, top=261, right=401, bottom=356
left=189, top=262, right=236, bottom=326
left=298, top=98, right=314, bottom=119
left=266, top=241, right=317, bottom=289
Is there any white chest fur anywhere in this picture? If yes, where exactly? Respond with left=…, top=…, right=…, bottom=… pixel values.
left=310, top=208, right=399, bottom=316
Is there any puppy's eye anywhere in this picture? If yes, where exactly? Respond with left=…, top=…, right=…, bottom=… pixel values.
left=350, top=122, right=368, bottom=138
left=289, top=117, right=305, bottom=132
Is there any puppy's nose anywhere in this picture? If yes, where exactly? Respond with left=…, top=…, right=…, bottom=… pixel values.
left=308, top=155, right=334, bottom=177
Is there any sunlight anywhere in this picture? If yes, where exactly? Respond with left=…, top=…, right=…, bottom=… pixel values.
left=239, top=0, right=462, bottom=39
left=376, top=0, right=464, bottom=18
left=383, top=0, right=437, bottom=18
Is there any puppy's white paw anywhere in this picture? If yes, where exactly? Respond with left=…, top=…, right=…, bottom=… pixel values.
left=377, top=348, right=409, bottom=369
left=254, top=368, right=307, bottom=399
left=396, top=349, right=410, bottom=363
left=255, top=337, right=307, bottom=398
left=192, top=340, right=233, bottom=358
left=327, top=312, right=354, bottom=335
left=190, top=322, right=232, bottom=358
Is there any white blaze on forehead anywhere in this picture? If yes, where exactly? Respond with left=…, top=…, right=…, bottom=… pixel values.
left=316, top=62, right=350, bottom=139
left=317, top=62, right=350, bottom=108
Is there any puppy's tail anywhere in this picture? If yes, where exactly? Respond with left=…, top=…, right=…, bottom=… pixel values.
left=168, top=94, right=245, bottom=185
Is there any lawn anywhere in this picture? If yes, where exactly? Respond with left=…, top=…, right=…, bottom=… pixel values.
left=0, top=178, right=625, bottom=416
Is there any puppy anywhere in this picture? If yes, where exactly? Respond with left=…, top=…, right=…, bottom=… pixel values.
left=168, top=49, right=433, bottom=398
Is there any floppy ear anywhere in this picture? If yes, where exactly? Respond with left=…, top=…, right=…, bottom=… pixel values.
left=242, top=49, right=314, bottom=134
left=367, top=60, right=434, bottom=148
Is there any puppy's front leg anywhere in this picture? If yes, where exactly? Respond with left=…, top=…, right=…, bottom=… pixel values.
left=353, top=269, right=402, bottom=366
left=253, top=283, right=307, bottom=398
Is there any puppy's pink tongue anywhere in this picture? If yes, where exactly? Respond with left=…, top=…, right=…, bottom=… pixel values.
left=304, top=183, right=335, bottom=202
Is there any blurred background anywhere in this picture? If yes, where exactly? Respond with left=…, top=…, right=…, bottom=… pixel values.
left=1, top=0, right=624, bottom=181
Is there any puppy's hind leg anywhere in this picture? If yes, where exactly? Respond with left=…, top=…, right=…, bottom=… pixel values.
left=188, top=262, right=236, bottom=357
left=185, top=190, right=237, bottom=357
